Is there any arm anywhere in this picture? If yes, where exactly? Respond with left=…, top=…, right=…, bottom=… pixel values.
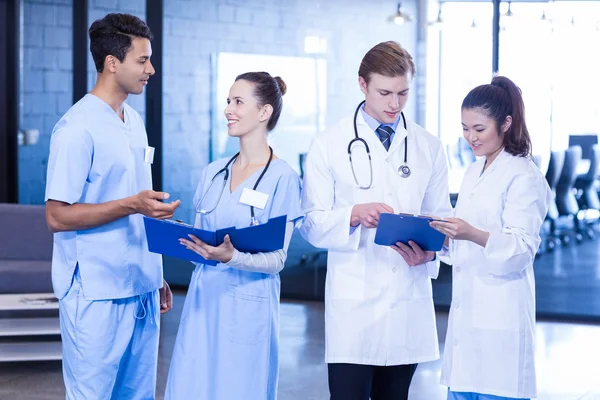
left=299, top=138, right=362, bottom=251
left=482, top=171, right=550, bottom=276
left=184, top=169, right=301, bottom=273
left=430, top=170, right=550, bottom=276
left=44, top=127, right=179, bottom=233
left=421, top=143, right=453, bottom=278
left=46, top=192, right=179, bottom=233
left=225, top=221, right=295, bottom=274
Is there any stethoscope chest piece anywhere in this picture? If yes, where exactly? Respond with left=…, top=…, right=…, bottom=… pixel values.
left=399, top=165, right=411, bottom=178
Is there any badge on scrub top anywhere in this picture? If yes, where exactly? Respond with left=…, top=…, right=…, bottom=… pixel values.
left=145, top=146, right=155, bottom=164
left=239, top=188, right=269, bottom=210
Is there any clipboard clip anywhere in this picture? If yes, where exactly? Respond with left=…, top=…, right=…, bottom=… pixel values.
left=166, top=219, right=193, bottom=227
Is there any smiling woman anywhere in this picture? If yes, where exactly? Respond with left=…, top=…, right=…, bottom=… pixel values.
left=164, top=71, right=302, bottom=400
left=430, top=75, right=551, bottom=400
left=461, top=75, right=532, bottom=163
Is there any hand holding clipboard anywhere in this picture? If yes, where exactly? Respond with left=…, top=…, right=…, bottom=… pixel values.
left=429, top=217, right=489, bottom=248
left=143, top=215, right=288, bottom=265
left=374, top=213, right=447, bottom=252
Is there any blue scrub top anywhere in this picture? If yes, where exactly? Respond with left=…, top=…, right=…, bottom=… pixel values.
left=45, top=94, right=163, bottom=301
left=193, top=157, right=303, bottom=230
left=165, top=156, right=302, bottom=400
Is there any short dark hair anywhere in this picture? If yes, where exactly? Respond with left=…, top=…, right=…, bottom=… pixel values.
left=359, top=41, right=416, bottom=84
left=89, top=13, right=153, bottom=73
left=235, top=72, right=287, bottom=132
left=462, top=76, right=532, bottom=157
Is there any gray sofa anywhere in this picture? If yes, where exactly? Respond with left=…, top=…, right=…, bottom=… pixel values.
left=0, top=204, right=53, bottom=294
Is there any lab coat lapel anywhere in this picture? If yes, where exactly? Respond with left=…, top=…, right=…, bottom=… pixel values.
left=470, top=150, right=507, bottom=191
left=355, top=112, right=388, bottom=160
left=387, top=120, right=409, bottom=158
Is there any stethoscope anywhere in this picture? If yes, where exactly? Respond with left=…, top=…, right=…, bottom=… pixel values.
left=348, top=100, right=410, bottom=190
left=196, top=146, right=274, bottom=226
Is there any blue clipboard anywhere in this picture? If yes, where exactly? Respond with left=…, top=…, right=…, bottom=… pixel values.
left=143, top=215, right=287, bottom=265
left=374, top=213, right=446, bottom=252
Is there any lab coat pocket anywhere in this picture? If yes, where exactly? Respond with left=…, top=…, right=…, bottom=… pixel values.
left=472, top=276, right=520, bottom=331
left=221, top=287, right=270, bottom=345
left=221, top=270, right=270, bottom=345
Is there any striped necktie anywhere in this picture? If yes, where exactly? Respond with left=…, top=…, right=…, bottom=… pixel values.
left=376, top=125, right=394, bottom=151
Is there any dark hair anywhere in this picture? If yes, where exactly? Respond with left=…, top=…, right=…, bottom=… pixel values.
left=462, top=76, right=532, bottom=157
left=235, top=72, right=287, bottom=131
left=89, top=13, right=153, bottom=73
left=358, top=41, right=416, bottom=84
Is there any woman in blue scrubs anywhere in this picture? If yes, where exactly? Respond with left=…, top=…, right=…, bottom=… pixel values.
left=164, top=72, right=302, bottom=400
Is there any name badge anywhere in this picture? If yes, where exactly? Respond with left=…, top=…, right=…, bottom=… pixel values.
left=239, top=188, right=269, bottom=210
left=144, top=146, right=155, bottom=164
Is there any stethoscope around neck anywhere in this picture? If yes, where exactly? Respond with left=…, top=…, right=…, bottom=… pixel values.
left=348, top=100, right=410, bottom=190
left=196, top=146, right=274, bottom=226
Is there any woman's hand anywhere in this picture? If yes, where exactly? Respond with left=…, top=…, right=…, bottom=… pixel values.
left=180, top=234, right=236, bottom=263
left=429, top=218, right=490, bottom=247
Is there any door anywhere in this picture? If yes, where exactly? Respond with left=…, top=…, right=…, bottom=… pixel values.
left=0, top=0, right=19, bottom=203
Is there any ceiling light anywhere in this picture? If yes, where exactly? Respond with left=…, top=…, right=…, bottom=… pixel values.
left=388, top=2, right=413, bottom=25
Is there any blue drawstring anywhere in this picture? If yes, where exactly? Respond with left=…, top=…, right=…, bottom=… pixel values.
left=134, top=293, right=149, bottom=321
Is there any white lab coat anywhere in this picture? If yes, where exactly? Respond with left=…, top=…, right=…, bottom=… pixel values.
left=441, top=150, right=551, bottom=399
left=300, top=111, right=452, bottom=365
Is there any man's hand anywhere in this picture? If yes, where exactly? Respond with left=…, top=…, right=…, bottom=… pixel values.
left=159, top=279, right=173, bottom=314
left=391, top=240, right=435, bottom=266
left=350, top=203, right=394, bottom=228
left=133, top=190, right=180, bottom=219
left=180, top=234, right=236, bottom=264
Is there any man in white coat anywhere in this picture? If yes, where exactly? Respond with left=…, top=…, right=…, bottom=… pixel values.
left=300, top=41, right=452, bottom=400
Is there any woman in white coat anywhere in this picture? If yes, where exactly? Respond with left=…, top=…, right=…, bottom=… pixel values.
left=430, top=76, right=552, bottom=400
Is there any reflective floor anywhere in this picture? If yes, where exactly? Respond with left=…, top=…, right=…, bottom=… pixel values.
left=1, top=296, right=600, bottom=399
left=433, top=239, right=600, bottom=321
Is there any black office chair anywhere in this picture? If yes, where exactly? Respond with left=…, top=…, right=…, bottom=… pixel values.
left=574, top=144, right=600, bottom=238
left=556, top=145, right=583, bottom=244
left=569, top=134, right=598, bottom=162
left=544, top=150, right=565, bottom=250
left=575, top=144, right=600, bottom=209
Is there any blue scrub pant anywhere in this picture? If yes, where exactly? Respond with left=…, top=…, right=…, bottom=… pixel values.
left=448, top=389, right=529, bottom=400
left=59, top=269, right=160, bottom=400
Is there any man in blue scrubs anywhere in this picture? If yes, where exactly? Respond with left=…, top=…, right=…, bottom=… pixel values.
left=45, top=13, right=179, bottom=399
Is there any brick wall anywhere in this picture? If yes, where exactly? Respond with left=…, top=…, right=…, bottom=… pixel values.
left=18, top=0, right=418, bottom=210
left=162, top=0, right=418, bottom=221
left=19, top=0, right=73, bottom=204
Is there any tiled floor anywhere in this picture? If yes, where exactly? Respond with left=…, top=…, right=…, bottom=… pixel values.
left=1, top=297, right=600, bottom=399
left=3, top=239, right=600, bottom=399
left=433, top=239, right=600, bottom=321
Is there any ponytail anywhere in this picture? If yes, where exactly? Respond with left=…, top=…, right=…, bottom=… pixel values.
left=462, top=75, right=532, bottom=157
